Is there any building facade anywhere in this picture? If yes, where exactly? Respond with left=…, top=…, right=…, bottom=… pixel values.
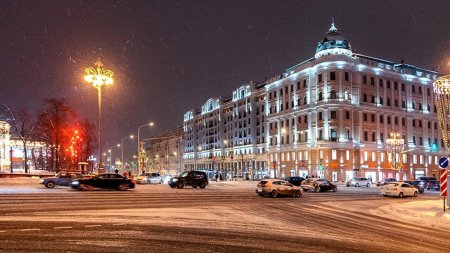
left=183, top=22, right=444, bottom=182
left=145, top=128, right=184, bottom=176
left=183, top=82, right=268, bottom=180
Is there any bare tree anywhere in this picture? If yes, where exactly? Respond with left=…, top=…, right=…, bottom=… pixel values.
left=10, top=109, right=36, bottom=173
left=35, top=98, right=74, bottom=172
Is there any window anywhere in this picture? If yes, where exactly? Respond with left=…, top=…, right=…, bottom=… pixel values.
left=402, top=100, right=406, bottom=108
left=419, top=103, right=422, bottom=111
left=318, top=112, right=323, bottom=121
left=395, top=99, right=399, bottom=107
left=303, top=79, right=307, bottom=88
left=345, top=111, right=350, bottom=120
left=412, top=85, right=415, bottom=93
left=379, top=79, right=383, bottom=88
left=387, top=81, right=391, bottom=89
left=379, top=97, right=384, bottom=105
left=363, top=131, right=368, bottom=141
left=394, top=82, right=398, bottom=90
left=401, top=83, right=405, bottom=91
left=363, top=94, right=367, bottom=102
left=297, top=81, right=300, bottom=90
left=280, top=88, right=283, bottom=96
left=304, top=96, right=307, bottom=105
left=363, top=113, right=368, bottom=121
left=402, top=118, right=406, bottom=126
left=412, top=101, right=416, bottom=110
left=371, top=95, right=375, bottom=103
left=394, top=117, right=398, bottom=125
left=330, top=71, right=336, bottom=80
left=371, top=77, right=375, bottom=85
left=330, top=110, right=337, bottom=119
left=371, top=114, right=375, bottom=122
left=318, top=92, right=323, bottom=101
left=371, top=132, right=376, bottom=142
left=363, top=75, right=367, bottom=84
left=387, top=116, right=391, bottom=124
left=330, top=90, right=337, bottom=99
left=330, top=129, right=337, bottom=141
left=345, top=72, right=349, bottom=81
left=318, top=74, right=323, bottom=83
left=380, top=133, right=384, bottom=143
left=387, top=98, right=391, bottom=106
left=379, top=115, right=384, bottom=124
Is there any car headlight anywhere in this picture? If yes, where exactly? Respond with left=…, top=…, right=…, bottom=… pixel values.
left=172, top=178, right=178, bottom=182
left=71, top=181, right=80, bottom=186
left=39, top=179, right=44, bottom=184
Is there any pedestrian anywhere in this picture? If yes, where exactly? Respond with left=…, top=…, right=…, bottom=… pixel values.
left=114, top=169, right=119, bottom=174
left=128, top=171, right=132, bottom=177
left=219, top=173, right=223, bottom=181
left=215, top=173, right=219, bottom=181
left=123, top=171, right=128, bottom=178
left=245, top=172, right=249, bottom=180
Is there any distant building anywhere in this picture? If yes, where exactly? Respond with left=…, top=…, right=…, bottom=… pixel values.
left=145, top=128, right=183, bottom=175
left=182, top=21, right=444, bottom=181
left=0, top=121, right=48, bottom=172
left=183, top=82, right=268, bottom=180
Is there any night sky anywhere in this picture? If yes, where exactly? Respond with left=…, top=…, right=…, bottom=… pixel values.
left=1, top=0, right=449, bottom=160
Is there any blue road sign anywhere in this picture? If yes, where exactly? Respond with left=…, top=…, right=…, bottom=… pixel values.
left=439, top=157, right=449, bottom=168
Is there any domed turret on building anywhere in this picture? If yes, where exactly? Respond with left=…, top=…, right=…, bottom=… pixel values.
left=315, top=20, right=353, bottom=58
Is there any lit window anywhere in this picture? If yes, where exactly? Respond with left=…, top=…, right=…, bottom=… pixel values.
left=332, top=150, right=337, bottom=160
left=372, top=152, right=376, bottom=162
left=364, top=151, right=368, bottom=161
left=346, top=150, right=350, bottom=160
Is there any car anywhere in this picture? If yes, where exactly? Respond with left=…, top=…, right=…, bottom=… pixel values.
left=135, top=172, right=163, bottom=184
left=71, top=173, right=135, bottom=191
left=404, top=180, right=425, bottom=194
left=381, top=182, right=419, bottom=197
left=168, top=171, right=208, bottom=189
left=346, top=177, right=371, bottom=187
left=300, top=178, right=337, bottom=192
left=425, top=180, right=440, bottom=191
left=256, top=179, right=303, bottom=198
left=40, top=171, right=84, bottom=188
left=376, top=178, right=397, bottom=187
left=416, top=176, right=437, bottom=182
left=283, top=176, right=305, bottom=186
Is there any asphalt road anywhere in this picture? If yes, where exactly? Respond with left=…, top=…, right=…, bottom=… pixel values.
left=0, top=181, right=448, bottom=253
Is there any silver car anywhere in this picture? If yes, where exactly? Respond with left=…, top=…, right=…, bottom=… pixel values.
left=346, top=177, right=371, bottom=187
left=136, top=172, right=163, bottom=184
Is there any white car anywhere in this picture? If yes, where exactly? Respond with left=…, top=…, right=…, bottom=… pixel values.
left=135, top=172, right=163, bottom=184
left=381, top=182, right=419, bottom=198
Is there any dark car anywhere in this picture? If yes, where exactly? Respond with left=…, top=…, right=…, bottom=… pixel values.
left=283, top=176, right=305, bottom=186
left=300, top=178, right=337, bottom=192
left=417, top=176, right=437, bottom=182
left=376, top=178, right=397, bottom=187
left=425, top=180, right=440, bottom=191
left=40, top=171, right=84, bottom=188
left=168, top=171, right=208, bottom=189
left=71, top=173, right=135, bottom=191
left=404, top=180, right=425, bottom=194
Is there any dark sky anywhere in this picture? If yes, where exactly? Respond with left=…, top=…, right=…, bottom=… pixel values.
left=1, top=0, right=449, bottom=160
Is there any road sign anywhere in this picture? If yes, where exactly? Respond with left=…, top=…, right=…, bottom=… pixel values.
left=439, top=157, right=449, bottom=168
left=440, top=169, right=448, bottom=197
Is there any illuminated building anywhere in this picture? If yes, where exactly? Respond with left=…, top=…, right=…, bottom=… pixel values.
left=183, top=21, right=444, bottom=181
left=183, top=82, right=268, bottom=179
left=145, top=128, right=184, bottom=175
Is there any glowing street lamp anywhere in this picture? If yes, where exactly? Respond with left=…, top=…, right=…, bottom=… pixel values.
left=84, top=59, right=114, bottom=173
left=137, top=122, right=154, bottom=175
left=121, top=134, right=135, bottom=168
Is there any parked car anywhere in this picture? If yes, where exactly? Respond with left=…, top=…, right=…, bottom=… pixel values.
left=71, top=173, right=135, bottom=191
left=346, top=177, right=371, bottom=187
left=381, top=182, right=419, bottom=198
left=283, top=176, right=305, bottom=186
left=404, top=180, right=425, bottom=194
left=300, top=178, right=337, bottom=192
left=376, top=178, right=397, bottom=187
left=40, top=171, right=84, bottom=188
left=416, top=176, right=437, bottom=182
left=135, top=172, right=163, bottom=184
left=168, top=171, right=208, bottom=189
left=425, top=180, right=440, bottom=191
left=256, top=179, right=303, bottom=198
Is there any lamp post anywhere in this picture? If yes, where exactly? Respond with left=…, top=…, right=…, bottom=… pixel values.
left=84, top=59, right=114, bottom=173
left=121, top=134, right=134, bottom=169
left=386, top=132, right=405, bottom=180
left=137, top=122, right=154, bottom=175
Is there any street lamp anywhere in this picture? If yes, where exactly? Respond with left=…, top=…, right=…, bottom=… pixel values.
left=137, top=122, right=154, bottom=175
left=121, top=134, right=134, bottom=168
left=84, top=59, right=114, bottom=173
left=386, top=132, right=405, bottom=180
